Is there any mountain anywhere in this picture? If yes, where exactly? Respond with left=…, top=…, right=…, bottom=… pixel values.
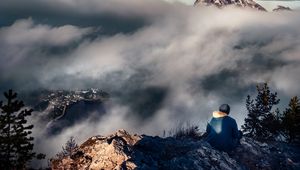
left=51, top=129, right=300, bottom=170
left=194, top=0, right=266, bottom=11
left=31, top=89, right=109, bottom=135
left=34, top=88, right=109, bottom=118
left=273, top=5, right=292, bottom=12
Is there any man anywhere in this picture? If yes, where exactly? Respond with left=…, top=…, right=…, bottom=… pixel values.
left=205, top=104, right=242, bottom=152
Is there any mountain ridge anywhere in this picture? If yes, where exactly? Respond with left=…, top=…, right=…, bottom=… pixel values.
left=194, top=0, right=267, bottom=11
left=30, top=89, right=109, bottom=135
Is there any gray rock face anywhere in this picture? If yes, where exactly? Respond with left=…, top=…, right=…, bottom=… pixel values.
left=194, top=0, right=266, bottom=11
left=51, top=129, right=300, bottom=170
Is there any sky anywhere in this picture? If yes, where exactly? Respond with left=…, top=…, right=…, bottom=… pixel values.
left=1, top=0, right=300, bottom=166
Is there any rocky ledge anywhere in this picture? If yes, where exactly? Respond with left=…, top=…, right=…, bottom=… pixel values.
left=51, top=129, right=300, bottom=170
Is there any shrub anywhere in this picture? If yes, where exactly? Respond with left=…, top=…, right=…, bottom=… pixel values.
left=167, top=122, right=203, bottom=140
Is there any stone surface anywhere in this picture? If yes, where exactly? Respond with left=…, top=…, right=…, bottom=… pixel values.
left=51, top=129, right=300, bottom=170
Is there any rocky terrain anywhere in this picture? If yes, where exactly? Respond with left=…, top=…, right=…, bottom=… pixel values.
left=51, top=129, right=300, bottom=170
left=194, top=0, right=266, bottom=11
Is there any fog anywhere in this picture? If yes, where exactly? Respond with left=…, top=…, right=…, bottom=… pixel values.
left=1, top=0, right=300, bottom=166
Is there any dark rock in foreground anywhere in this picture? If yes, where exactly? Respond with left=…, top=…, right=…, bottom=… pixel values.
left=51, top=129, right=300, bottom=170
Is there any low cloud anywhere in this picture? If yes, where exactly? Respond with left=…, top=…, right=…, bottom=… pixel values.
left=0, top=18, right=91, bottom=46
left=0, top=18, right=93, bottom=92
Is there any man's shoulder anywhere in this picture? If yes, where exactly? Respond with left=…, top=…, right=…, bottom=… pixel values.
left=225, top=116, right=237, bottom=123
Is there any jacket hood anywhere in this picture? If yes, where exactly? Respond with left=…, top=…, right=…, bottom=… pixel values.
left=213, top=111, right=228, bottom=118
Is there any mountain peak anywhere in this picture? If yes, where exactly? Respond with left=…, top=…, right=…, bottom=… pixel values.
left=194, top=0, right=266, bottom=11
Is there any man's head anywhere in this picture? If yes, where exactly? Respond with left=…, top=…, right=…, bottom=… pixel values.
left=219, top=104, right=230, bottom=115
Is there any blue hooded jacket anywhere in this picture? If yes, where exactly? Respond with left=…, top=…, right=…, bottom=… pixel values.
left=205, top=111, right=241, bottom=152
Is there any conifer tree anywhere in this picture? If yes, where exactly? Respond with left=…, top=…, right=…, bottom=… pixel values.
left=282, top=96, right=300, bottom=143
left=56, top=136, right=78, bottom=159
left=0, top=90, right=36, bottom=169
left=242, top=83, right=280, bottom=140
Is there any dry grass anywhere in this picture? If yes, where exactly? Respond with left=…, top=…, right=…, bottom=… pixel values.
left=166, top=122, right=204, bottom=140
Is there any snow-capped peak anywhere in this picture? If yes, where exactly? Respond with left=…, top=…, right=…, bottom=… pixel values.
left=194, top=0, right=266, bottom=11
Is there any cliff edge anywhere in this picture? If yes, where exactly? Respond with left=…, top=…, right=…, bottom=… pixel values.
left=51, top=129, right=300, bottom=170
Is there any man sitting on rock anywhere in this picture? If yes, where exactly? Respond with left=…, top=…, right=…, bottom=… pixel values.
left=205, top=104, right=242, bottom=152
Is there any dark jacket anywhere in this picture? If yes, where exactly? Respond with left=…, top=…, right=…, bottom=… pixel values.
left=205, top=111, right=242, bottom=152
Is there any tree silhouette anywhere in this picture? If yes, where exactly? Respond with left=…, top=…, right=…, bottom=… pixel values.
left=282, top=96, right=300, bottom=143
left=56, top=136, right=79, bottom=159
left=242, top=83, right=280, bottom=140
left=0, top=90, right=41, bottom=169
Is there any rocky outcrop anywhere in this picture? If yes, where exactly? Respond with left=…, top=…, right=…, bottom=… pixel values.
left=51, top=130, right=141, bottom=169
left=51, top=129, right=300, bottom=170
left=194, top=0, right=266, bottom=11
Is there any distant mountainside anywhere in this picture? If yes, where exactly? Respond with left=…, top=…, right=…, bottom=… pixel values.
left=273, top=5, right=292, bottom=12
left=194, top=0, right=266, bottom=11
left=51, top=129, right=300, bottom=169
left=31, top=89, right=109, bottom=135
left=34, top=88, right=109, bottom=119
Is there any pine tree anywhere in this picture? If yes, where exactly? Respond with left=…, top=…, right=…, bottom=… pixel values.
left=242, top=83, right=280, bottom=140
left=56, top=136, right=79, bottom=159
left=0, top=90, right=36, bottom=169
left=262, top=108, right=281, bottom=139
left=282, top=96, right=300, bottom=143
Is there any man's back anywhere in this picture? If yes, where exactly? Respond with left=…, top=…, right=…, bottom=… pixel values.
left=206, top=111, right=240, bottom=152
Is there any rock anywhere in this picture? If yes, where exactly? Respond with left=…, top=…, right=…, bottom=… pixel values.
left=52, top=129, right=141, bottom=170
left=51, top=129, right=300, bottom=170
left=194, top=0, right=266, bottom=11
